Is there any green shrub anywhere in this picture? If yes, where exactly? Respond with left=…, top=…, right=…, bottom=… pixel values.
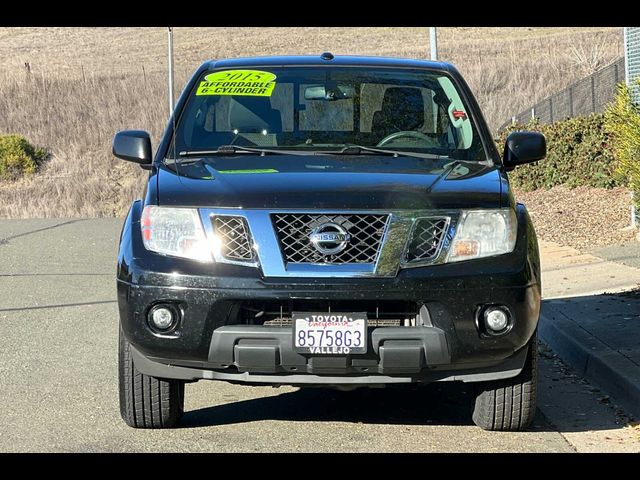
left=0, top=134, right=48, bottom=181
left=604, top=82, right=640, bottom=208
left=497, top=114, right=620, bottom=191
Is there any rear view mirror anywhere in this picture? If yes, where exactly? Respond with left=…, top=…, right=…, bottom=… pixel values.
left=112, top=130, right=152, bottom=167
left=503, top=131, right=546, bottom=170
left=304, top=84, right=355, bottom=101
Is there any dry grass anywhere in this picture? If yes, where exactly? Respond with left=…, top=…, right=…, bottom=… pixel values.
left=0, top=27, right=624, bottom=218
left=0, top=71, right=167, bottom=217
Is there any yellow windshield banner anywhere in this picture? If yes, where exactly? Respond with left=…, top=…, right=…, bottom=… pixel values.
left=196, top=70, right=277, bottom=97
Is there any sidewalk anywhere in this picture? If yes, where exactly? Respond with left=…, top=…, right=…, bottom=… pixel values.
left=539, top=240, right=640, bottom=419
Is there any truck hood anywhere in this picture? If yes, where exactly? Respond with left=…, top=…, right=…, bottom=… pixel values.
left=156, top=155, right=506, bottom=210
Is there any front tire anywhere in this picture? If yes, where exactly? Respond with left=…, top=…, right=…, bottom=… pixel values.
left=472, top=333, right=538, bottom=431
left=118, top=327, right=185, bottom=429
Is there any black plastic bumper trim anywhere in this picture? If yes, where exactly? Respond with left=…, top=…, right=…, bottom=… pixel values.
left=129, top=332, right=529, bottom=385
left=206, top=325, right=451, bottom=374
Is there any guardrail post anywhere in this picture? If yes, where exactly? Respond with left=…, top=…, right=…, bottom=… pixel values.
left=591, top=76, right=596, bottom=112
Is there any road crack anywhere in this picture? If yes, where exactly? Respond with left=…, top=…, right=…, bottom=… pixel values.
left=0, top=219, right=87, bottom=245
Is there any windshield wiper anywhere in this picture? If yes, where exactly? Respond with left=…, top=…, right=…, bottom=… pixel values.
left=177, top=145, right=282, bottom=157
left=164, top=146, right=270, bottom=165
left=331, top=145, right=449, bottom=160
left=166, top=145, right=315, bottom=164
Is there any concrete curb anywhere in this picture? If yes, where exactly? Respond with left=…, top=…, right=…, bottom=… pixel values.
left=539, top=311, right=640, bottom=420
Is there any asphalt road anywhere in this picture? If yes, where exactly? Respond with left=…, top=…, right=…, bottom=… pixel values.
left=595, top=240, right=640, bottom=270
left=0, top=219, right=638, bottom=452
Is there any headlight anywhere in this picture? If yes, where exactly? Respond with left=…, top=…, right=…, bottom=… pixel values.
left=446, top=209, right=517, bottom=262
left=140, top=206, right=212, bottom=262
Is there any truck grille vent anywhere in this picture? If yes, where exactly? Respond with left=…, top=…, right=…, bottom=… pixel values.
left=404, top=217, right=450, bottom=263
left=212, top=216, right=254, bottom=261
left=234, top=300, right=419, bottom=327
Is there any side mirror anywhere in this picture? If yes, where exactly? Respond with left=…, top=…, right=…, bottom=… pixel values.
left=112, top=130, right=152, bottom=167
left=503, top=131, right=546, bottom=171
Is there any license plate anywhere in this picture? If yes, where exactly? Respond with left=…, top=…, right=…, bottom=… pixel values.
left=293, top=312, right=367, bottom=354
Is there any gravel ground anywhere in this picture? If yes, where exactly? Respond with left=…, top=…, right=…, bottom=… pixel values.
left=514, top=186, right=638, bottom=252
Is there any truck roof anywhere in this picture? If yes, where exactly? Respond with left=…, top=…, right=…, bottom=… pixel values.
left=202, top=54, right=453, bottom=72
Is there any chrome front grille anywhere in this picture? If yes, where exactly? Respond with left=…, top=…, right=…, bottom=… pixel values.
left=212, top=216, right=254, bottom=261
left=199, top=208, right=459, bottom=276
left=404, top=217, right=450, bottom=263
left=272, top=213, right=389, bottom=264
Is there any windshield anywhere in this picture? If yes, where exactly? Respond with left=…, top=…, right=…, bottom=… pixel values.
left=168, top=66, right=487, bottom=161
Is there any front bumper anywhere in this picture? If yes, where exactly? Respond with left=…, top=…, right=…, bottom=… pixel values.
left=117, top=202, right=541, bottom=385
left=118, top=270, right=540, bottom=385
left=130, top=337, right=530, bottom=386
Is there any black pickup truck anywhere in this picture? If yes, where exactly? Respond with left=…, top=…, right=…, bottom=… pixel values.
left=113, top=53, right=545, bottom=431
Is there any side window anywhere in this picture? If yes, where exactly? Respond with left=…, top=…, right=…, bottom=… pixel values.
left=437, top=76, right=473, bottom=149
left=213, top=96, right=232, bottom=131
left=270, top=83, right=293, bottom=132
left=359, top=84, right=436, bottom=133
left=360, top=84, right=384, bottom=133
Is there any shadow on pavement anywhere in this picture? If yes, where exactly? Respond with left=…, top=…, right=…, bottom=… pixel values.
left=181, top=383, right=478, bottom=428
left=181, top=340, right=633, bottom=433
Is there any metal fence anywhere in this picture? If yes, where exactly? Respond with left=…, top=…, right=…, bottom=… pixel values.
left=499, top=57, right=626, bottom=131
left=625, top=27, right=640, bottom=103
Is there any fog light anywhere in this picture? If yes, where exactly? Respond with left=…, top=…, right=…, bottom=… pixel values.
left=483, top=306, right=510, bottom=334
left=148, top=305, right=178, bottom=332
